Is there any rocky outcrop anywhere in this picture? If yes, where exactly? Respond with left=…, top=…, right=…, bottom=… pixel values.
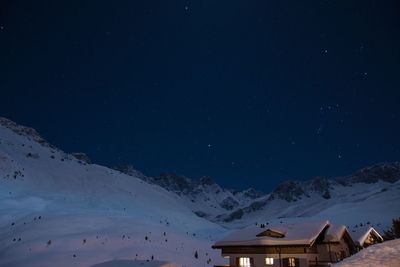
left=268, top=181, right=308, bottom=202
left=113, top=164, right=151, bottom=182
left=339, top=162, right=400, bottom=185
left=71, top=152, right=92, bottom=164
left=0, top=117, right=54, bottom=148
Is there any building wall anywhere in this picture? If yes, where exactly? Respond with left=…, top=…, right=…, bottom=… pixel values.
left=217, top=235, right=353, bottom=267
left=316, top=240, right=351, bottom=263
left=222, top=253, right=318, bottom=267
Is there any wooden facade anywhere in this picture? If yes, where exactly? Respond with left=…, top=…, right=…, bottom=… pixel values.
left=212, top=222, right=364, bottom=267
left=361, top=229, right=383, bottom=248
left=218, top=245, right=317, bottom=255
left=214, top=243, right=321, bottom=267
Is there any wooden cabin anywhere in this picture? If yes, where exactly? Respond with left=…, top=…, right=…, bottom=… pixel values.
left=350, top=226, right=383, bottom=249
left=212, top=221, right=357, bottom=267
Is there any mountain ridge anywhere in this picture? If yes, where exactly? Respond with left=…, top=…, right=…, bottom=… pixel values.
left=115, top=161, right=400, bottom=225
left=1, top=116, right=399, bottom=228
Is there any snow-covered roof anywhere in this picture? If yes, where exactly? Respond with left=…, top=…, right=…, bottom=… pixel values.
left=324, top=224, right=347, bottom=242
left=349, top=227, right=383, bottom=246
left=213, top=220, right=330, bottom=247
left=332, top=239, right=400, bottom=267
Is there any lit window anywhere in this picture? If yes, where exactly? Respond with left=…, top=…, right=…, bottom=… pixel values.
left=288, top=257, right=296, bottom=267
left=239, top=257, right=251, bottom=267
left=265, top=257, right=274, bottom=265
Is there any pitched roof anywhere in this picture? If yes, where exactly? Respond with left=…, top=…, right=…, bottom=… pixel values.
left=213, top=220, right=330, bottom=247
left=324, top=224, right=348, bottom=242
left=350, top=227, right=383, bottom=246
left=256, top=228, right=286, bottom=238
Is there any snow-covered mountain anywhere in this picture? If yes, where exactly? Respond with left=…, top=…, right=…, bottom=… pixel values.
left=216, top=163, right=400, bottom=232
left=114, top=166, right=263, bottom=220
left=0, top=117, right=227, bottom=267
left=1, top=117, right=399, bottom=267
left=115, top=161, right=400, bottom=233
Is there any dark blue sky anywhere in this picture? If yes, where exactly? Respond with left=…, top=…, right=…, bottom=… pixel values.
left=1, top=1, right=399, bottom=190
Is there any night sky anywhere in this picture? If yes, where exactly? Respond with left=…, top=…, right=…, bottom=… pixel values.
left=1, top=1, right=400, bottom=190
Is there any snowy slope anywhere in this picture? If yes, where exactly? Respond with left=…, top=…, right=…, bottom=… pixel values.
left=0, top=118, right=227, bottom=267
left=333, top=239, right=400, bottom=267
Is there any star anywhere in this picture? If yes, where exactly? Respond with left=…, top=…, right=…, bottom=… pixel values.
left=184, top=6, right=189, bottom=11
left=316, top=125, right=323, bottom=135
left=207, top=144, right=212, bottom=148
left=338, top=154, right=342, bottom=159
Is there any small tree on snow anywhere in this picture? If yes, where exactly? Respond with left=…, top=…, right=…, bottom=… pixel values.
left=383, top=217, right=400, bottom=240
left=194, top=251, right=198, bottom=259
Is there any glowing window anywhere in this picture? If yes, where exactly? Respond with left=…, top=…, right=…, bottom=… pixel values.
left=239, top=257, right=251, bottom=267
left=265, top=257, right=274, bottom=265
left=288, top=257, right=296, bottom=267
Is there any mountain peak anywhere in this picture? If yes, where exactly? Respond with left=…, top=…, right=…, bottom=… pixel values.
left=242, top=188, right=264, bottom=199
left=71, top=152, right=92, bottom=164
left=199, top=176, right=215, bottom=186
left=347, top=162, right=400, bottom=184
left=155, top=173, right=194, bottom=194
left=113, top=164, right=149, bottom=181
left=268, top=181, right=307, bottom=202
left=0, top=117, right=53, bottom=148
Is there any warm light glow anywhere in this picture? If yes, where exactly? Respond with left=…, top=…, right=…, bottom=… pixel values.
left=239, top=257, right=251, bottom=267
left=265, top=257, right=274, bottom=265
left=288, top=257, right=296, bottom=267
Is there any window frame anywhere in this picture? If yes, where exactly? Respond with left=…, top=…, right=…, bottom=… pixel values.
left=265, top=257, right=274, bottom=265
left=288, top=257, right=296, bottom=267
left=238, top=257, right=251, bottom=267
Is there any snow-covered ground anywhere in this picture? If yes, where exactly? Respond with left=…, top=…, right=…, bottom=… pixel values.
left=0, top=118, right=227, bottom=267
left=90, top=260, right=180, bottom=267
left=333, top=239, right=400, bottom=267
